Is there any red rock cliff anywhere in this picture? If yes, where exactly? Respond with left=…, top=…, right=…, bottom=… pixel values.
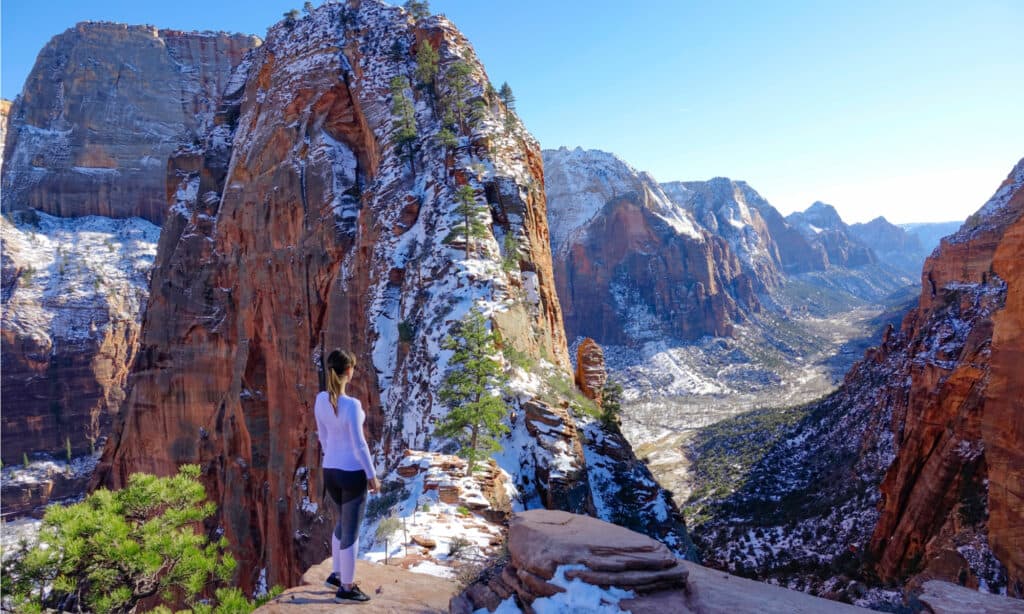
left=543, top=147, right=754, bottom=345
left=1, top=24, right=259, bottom=224
left=868, top=159, right=1024, bottom=596
left=0, top=25, right=257, bottom=481
left=93, top=0, right=589, bottom=593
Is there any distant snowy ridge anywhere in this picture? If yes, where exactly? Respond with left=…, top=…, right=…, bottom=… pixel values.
left=543, top=146, right=703, bottom=255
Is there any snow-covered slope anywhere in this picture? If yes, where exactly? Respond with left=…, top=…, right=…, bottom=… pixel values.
left=543, top=146, right=703, bottom=256
left=1, top=210, right=158, bottom=469
left=665, top=178, right=783, bottom=291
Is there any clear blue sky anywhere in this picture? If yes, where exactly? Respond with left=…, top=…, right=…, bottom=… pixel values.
left=3, top=0, right=1022, bottom=224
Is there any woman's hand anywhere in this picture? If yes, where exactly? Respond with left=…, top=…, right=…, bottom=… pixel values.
left=368, top=477, right=380, bottom=493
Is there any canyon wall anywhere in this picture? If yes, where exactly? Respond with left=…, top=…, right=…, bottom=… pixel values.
left=92, top=2, right=689, bottom=592
left=0, top=26, right=258, bottom=472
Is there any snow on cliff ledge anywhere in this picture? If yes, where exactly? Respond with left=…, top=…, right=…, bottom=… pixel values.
left=543, top=147, right=703, bottom=255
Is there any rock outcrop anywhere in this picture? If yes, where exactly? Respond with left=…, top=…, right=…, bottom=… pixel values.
left=918, top=579, right=1024, bottom=614
left=663, top=178, right=783, bottom=292
left=849, top=216, right=926, bottom=276
left=255, top=559, right=458, bottom=613
left=869, top=158, right=1024, bottom=596
left=90, top=2, right=683, bottom=594
left=574, top=338, right=606, bottom=405
left=544, top=147, right=755, bottom=345
left=452, top=509, right=872, bottom=613
left=1, top=23, right=260, bottom=223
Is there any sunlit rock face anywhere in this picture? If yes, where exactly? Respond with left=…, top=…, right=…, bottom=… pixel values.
left=0, top=24, right=258, bottom=487
left=92, top=1, right=687, bottom=593
left=869, top=158, right=1024, bottom=596
left=544, top=147, right=756, bottom=346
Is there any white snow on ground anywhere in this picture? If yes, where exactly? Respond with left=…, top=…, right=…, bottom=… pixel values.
left=476, top=564, right=635, bottom=614
left=357, top=451, right=509, bottom=579
left=0, top=454, right=99, bottom=488
left=0, top=518, right=42, bottom=561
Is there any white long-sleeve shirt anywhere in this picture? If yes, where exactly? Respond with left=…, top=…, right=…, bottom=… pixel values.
left=314, top=391, right=376, bottom=480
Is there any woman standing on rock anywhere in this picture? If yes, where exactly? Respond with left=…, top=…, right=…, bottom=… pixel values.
left=314, top=349, right=380, bottom=603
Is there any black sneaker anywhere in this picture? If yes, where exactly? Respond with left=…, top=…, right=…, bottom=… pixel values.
left=325, top=572, right=340, bottom=589
left=335, top=584, right=371, bottom=603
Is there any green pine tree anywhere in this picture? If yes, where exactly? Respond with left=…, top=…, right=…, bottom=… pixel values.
left=498, top=81, right=516, bottom=131
left=601, top=379, right=624, bottom=426
left=389, top=76, right=419, bottom=170
left=403, top=0, right=430, bottom=21
left=445, top=61, right=474, bottom=135
left=436, top=127, right=458, bottom=154
left=436, top=309, right=510, bottom=473
left=414, top=40, right=440, bottom=97
left=0, top=465, right=278, bottom=613
left=455, top=185, right=489, bottom=258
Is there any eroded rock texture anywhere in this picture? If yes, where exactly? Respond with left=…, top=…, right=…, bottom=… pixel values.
left=91, top=1, right=679, bottom=593
left=574, top=337, right=606, bottom=404
left=869, top=158, right=1024, bottom=596
left=1, top=23, right=260, bottom=223
left=544, top=147, right=754, bottom=345
left=0, top=25, right=257, bottom=489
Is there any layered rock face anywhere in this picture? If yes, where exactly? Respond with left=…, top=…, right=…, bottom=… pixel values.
left=0, top=25, right=256, bottom=488
left=1, top=211, right=158, bottom=468
left=0, top=98, right=11, bottom=167
left=869, top=158, right=1024, bottom=595
left=452, top=510, right=870, bottom=614
left=544, top=147, right=754, bottom=345
left=1, top=23, right=259, bottom=223
left=663, top=178, right=783, bottom=291
left=92, top=2, right=684, bottom=593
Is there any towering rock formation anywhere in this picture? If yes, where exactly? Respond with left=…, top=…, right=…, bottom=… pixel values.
left=574, top=338, right=606, bottom=405
left=690, top=158, right=1024, bottom=599
left=1, top=23, right=260, bottom=223
left=0, top=26, right=258, bottom=473
left=849, top=216, right=926, bottom=276
left=544, top=147, right=755, bottom=345
left=787, top=202, right=876, bottom=269
left=662, top=178, right=783, bottom=291
left=869, top=158, right=1024, bottom=595
left=92, top=2, right=688, bottom=592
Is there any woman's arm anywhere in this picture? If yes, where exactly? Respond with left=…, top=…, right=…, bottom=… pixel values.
left=346, top=400, right=377, bottom=482
left=313, top=393, right=330, bottom=453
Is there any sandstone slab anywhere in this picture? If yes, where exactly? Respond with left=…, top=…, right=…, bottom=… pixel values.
left=919, top=580, right=1024, bottom=614
left=255, top=558, right=457, bottom=614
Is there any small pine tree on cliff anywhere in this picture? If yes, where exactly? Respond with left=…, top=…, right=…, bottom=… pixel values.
left=414, top=39, right=440, bottom=105
left=436, top=309, right=510, bottom=473
left=498, top=81, right=516, bottom=131
left=601, top=379, right=624, bottom=426
left=389, top=76, right=418, bottom=170
left=404, top=0, right=431, bottom=21
left=455, top=184, right=489, bottom=258
left=0, top=465, right=281, bottom=613
left=445, top=61, right=474, bottom=135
